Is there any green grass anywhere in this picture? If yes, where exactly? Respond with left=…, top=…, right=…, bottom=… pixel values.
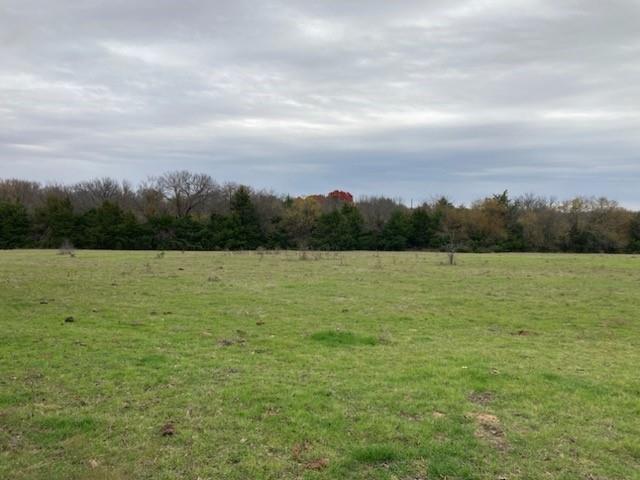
left=309, top=330, right=379, bottom=347
left=1, top=250, right=639, bottom=479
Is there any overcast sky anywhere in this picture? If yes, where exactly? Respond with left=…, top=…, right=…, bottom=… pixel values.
left=1, top=0, right=639, bottom=207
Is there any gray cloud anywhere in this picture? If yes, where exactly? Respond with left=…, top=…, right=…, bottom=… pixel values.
left=1, top=0, right=639, bottom=207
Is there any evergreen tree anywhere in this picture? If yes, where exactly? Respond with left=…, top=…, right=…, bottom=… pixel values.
left=34, top=196, right=77, bottom=247
left=0, top=202, right=31, bottom=248
left=339, top=203, right=364, bottom=250
left=144, top=214, right=205, bottom=250
left=408, top=208, right=438, bottom=249
left=204, top=213, right=229, bottom=250
left=566, top=223, right=599, bottom=253
left=380, top=210, right=411, bottom=250
left=312, top=209, right=342, bottom=250
left=629, top=212, right=640, bottom=252
left=146, top=214, right=180, bottom=250
left=172, top=215, right=207, bottom=250
left=225, top=186, right=264, bottom=249
left=312, top=204, right=364, bottom=250
left=80, top=201, right=143, bottom=249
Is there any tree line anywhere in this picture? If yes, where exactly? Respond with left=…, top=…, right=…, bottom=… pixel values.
left=1, top=172, right=639, bottom=252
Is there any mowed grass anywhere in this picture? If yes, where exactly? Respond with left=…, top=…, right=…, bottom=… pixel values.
left=1, top=250, right=639, bottom=479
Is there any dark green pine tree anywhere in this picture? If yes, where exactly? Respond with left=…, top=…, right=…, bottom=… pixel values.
left=380, top=210, right=411, bottom=250
left=226, top=186, right=265, bottom=249
left=628, top=212, right=640, bottom=253
left=0, top=202, right=32, bottom=248
left=338, top=203, right=364, bottom=250
left=79, top=201, right=144, bottom=250
left=312, top=204, right=364, bottom=250
left=33, top=196, right=77, bottom=248
left=408, top=208, right=438, bottom=249
left=312, top=209, right=342, bottom=250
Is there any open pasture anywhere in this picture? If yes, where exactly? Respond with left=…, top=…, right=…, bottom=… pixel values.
left=1, top=250, right=639, bottom=479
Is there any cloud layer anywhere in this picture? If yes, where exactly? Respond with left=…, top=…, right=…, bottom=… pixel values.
left=1, top=0, right=639, bottom=206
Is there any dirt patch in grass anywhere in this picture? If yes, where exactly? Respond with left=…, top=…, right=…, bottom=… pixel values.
left=399, top=411, right=422, bottom=421
left=469, top=391, right=494, bottom=406
left=304, top=458, right=329, bottom=470
left=212, top=367, right=241, bottom=384
left=600, top=317, right=629, bottom=329
left=261, top=406, right=280, bottom=418
left=512, top=329, right=536, bottom=336
left=291, top=441, right=329, bottom=471
left=291, top=440, right=310, bottom=461
left=471, top=413, right=507, bottom=450
left=218, top=338, right=246, bottom=347
left=310, top=330, right=378, bottom=347
left=161, top=422, right=175, bottom=436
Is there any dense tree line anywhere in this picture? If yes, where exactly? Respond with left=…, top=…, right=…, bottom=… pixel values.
left=1, top=172, right=639, bottom=252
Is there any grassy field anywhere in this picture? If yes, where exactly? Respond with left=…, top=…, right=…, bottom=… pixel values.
left=1, top=250, right=639, bottom=479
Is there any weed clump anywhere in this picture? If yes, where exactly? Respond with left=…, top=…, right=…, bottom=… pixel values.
left=161, top=422, right=175, bottom=436
left=218, top=338, right=246, bottom=347
left=58, top=239, right=75, bottom=256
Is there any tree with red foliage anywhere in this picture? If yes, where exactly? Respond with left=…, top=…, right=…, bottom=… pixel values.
left=327, top=190, right=353, bottom=203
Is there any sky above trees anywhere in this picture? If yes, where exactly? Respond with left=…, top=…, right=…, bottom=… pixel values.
left=1, top=0, right=639, bottom=207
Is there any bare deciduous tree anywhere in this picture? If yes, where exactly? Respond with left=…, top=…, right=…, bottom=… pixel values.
left=72, top=177, right=132, bottom=212
left=357, top=196, right=404, bottom=233
left=0, top=179, right=43, bottom=210
left=136, top=181, right=168, bottom=219
left=439, top=205, right=466, bottom=265
left=154, top=171, right=217, bottom=217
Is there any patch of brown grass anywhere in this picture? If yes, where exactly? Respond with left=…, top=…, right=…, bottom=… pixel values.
left=468, top=391, right=494, bottom=405
left=470, top=413, right=507, bottom=450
